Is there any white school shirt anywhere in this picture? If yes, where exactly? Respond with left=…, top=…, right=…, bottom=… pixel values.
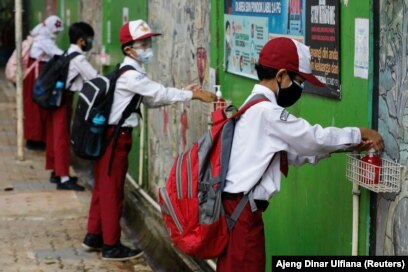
left=224, top=84, right=361, bottom=201
left=109, top=56, right=193, bottom=127
left=29, top=34, right=63, bottom=61
left=66, top=44, right=98, bottom=91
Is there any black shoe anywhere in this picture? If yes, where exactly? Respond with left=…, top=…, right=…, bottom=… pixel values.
left=25, top=140, right=46, bottom=151
left=57, top=180, right=85, bottom=191
left=82, top=233, right=103, bottom=251
left=101, top=244, right=143, bottom=261
left=50, top=172, right=78, bottom=184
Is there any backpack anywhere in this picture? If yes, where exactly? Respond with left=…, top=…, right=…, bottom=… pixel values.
left=5, top=35, right=34, bottom=82
left=32, top=51, right=81, bottom=109
left=70, top=65, right=142, bottom=170
left=158, top=95, right=268, bottom=259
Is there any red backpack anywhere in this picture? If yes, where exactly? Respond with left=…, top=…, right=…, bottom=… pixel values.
left=158, top=95, right=268, bottom=259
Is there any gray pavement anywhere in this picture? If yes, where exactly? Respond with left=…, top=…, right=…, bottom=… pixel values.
left=0, top=71, right=153, bottom=272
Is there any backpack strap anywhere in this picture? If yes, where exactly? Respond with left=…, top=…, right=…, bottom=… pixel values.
left=63, top=51, right=82, bottom=90
left=106, top=65, right=143, bottom=175
left=223, top=94, right=273, bottom=231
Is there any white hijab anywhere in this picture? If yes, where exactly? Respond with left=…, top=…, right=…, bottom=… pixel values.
left=30, top=15, right=64, bottom=39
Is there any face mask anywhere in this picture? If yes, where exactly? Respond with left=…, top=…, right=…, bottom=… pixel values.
left=82, top=37, right=93, bottom=52
left=276, top=80, right=303, bottom=108
left=135, top=48, right=154, bottom=64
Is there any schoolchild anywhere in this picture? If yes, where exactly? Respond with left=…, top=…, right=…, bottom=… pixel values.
left=46, top=22, right=98, bottom=190
left=217, top=37, right=384, bottom=272
left=24, top=15, right=64, bottom=149
left=82, top=19, right=216, bottom=261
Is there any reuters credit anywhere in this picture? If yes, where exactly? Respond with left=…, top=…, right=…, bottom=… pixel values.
left=272, top=256, right=406, bottom=271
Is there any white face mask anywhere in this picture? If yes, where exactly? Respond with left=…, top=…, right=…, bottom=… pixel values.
left=135, top=48, right=154, bottom=64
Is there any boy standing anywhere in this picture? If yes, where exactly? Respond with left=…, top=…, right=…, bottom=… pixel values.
left=46, top=22, right=98, bottom=190
left=217, top=37, right=384, bottom=271
left=82, top=20, right=216, bottom=261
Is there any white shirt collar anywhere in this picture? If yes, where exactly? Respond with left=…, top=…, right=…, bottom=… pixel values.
left=251, top=84, right=277, bottom=104
left=68, top=44, right=84, bottom=54
left=122, top=56, right=146, bottom=74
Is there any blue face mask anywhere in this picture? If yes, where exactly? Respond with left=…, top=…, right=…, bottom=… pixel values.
left=276, top=80, right=303, bottom=108
left=135, top=48, right=154, bottom=64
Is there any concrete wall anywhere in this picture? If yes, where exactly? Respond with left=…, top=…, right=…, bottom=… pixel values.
left=146, top=0, right=212, bottom=197
left=376, top=0, right=408, bottom=255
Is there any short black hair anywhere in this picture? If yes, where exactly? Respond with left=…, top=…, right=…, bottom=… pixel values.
left=255, top=64, right=278, bottom=81
left=255, top=64, right=299, bottom=81
left=69, top=22, right=94, bottom=43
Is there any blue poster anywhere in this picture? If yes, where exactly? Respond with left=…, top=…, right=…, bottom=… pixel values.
left=224, top=0, right=306, bottom=79
left=224, top=15, right=268, bottom=79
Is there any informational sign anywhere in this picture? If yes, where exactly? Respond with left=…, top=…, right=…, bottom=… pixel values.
left=354, top=18, right=369, bottom=79
left=305, top=0, right=340, bottom=99
left=224, top=15, right=268, bottom=79
left=123, top=7, right=129, bottom=25
left=224, top=0, right=341, bottom=99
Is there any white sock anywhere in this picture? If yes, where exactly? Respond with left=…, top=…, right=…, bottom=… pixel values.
left=60, top=176, right=70, bottom=183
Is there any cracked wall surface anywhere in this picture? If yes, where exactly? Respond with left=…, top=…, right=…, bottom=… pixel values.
left=146, top=0, right=211, bottom=198
left=377, top=0, right=408, bottom=255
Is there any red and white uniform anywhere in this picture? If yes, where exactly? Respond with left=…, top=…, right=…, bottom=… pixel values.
left=24, top=16, right=63, bottom=142
left=45, top=44, right=97, bottom=176
left=87, top=56, right=192, bottom=246
left=217, top=84, right=362, bottom=272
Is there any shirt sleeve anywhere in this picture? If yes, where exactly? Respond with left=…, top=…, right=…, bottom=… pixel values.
left=263, top=107, right=362, bottom=157
left=123, top=71, right=193, bottom=107
left=72, top=55, right=98, bottom=81
left=39, top=39, right=63, bottom=58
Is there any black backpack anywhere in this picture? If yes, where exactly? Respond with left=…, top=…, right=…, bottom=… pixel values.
left=70, top=65, right=142, bottom=171
left=32, top=51, right=81, bottom=109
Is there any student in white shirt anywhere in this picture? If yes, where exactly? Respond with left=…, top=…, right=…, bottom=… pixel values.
left=24, top=15, right=63, bottom=149
left=217, top=37, right=384, bottom=272
left=81, top=19, right=216, bottom=261
left=46, top=22, right=98, bottom=191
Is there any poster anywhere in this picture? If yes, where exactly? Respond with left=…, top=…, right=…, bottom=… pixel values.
left=305, top=0, right=340, bottom=99
left=224, top=15, right=268, bottom=79
left=354, top=18, right=369, bottom=79
left=224, top=0, right=341, bottom=99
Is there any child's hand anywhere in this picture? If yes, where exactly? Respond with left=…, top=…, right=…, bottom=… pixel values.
left=192, top=90, right=217, bottom=102
left=184, top=84, right=201, bottom=92
left=359, top=128, right=384, bottom=151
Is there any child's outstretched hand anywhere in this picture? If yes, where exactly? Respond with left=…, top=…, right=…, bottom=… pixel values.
left=191, top=89, right=217, bottom=102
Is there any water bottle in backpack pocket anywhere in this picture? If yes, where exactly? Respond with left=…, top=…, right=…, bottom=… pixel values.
left=32, top=51, right=80, bottom=109
left=84, top=112, right=107, bottom=157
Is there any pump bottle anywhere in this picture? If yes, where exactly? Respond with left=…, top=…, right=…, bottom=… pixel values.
left=214, top=85, right=226, bottom=111
left=361, top=148, right=382, bottom=185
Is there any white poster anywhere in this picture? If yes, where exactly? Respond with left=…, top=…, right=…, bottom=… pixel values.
left=354, top=18, right=369, bottom=79
left=123, top=7, right=129, bottom=24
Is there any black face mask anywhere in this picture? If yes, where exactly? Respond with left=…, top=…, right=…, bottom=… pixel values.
left=276, top=80, right=303, bottom=107
left=81, top=37, right=93, bottom=52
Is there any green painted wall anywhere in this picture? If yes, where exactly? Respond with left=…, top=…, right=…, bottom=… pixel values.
left=211, top=0, right=372, bottom=271
left=25, top=0, right=46, bottom=34
left=56, top=0, right=80, bottom=50
left=102, top=0, right=147, bottom=73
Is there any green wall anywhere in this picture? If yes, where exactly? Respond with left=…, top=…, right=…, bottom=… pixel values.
left=102, top=0, right=147, bottom=73
left=56, top=0, right=80, bottom=50
left=211, top=0, right=372, bottom=271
